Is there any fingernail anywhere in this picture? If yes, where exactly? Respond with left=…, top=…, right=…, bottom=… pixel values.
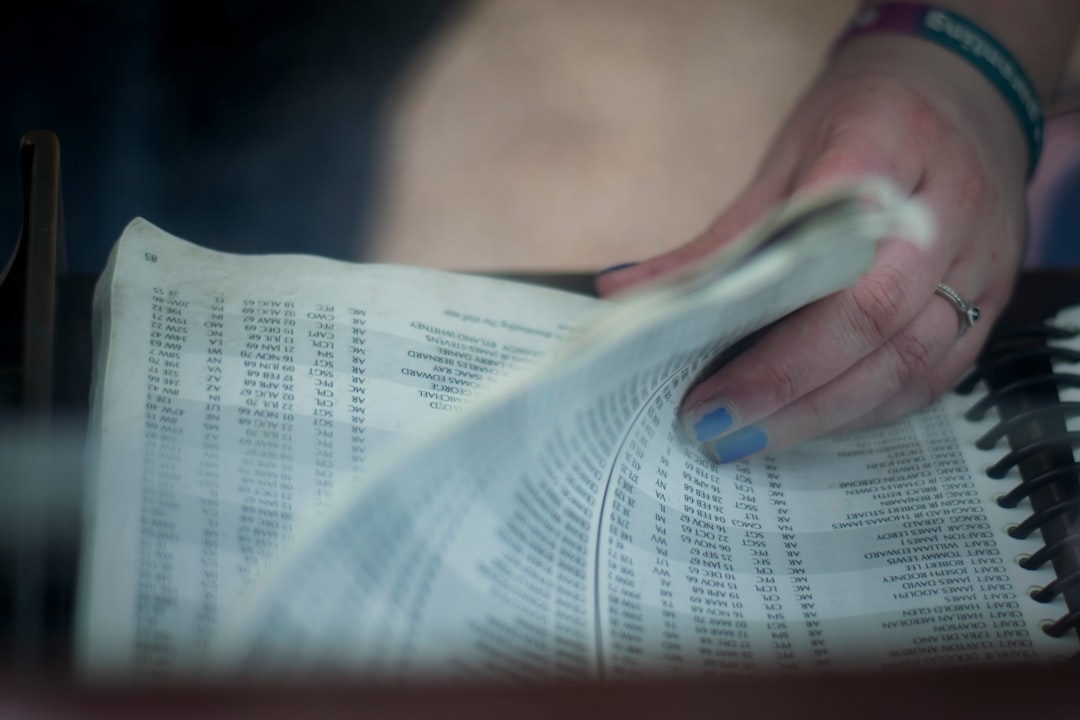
left=710, top=426, right=768, bottom=463
left=687, top=403, right=736, bottom=443
left=596, top=262, right=637, bottom=276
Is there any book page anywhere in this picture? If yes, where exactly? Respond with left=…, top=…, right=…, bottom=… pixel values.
left=225, top=204, right=1073, bottom=676
left=230, top=344, right=1073, bottom=676
left=592, top=392, right=1071, bottom=674
left=78, top=220, right=601, bottom=674
left=89, top=182, right=1046, bottom=678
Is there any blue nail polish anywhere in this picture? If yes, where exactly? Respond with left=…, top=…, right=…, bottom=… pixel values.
left=712, top=426, right=768, bottom=463
left=693, top=406, right=733, bottom=442
left=596, top=262, right=637, bottom=276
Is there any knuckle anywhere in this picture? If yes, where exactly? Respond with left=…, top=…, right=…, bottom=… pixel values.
left=799, top=143, right=874, bottom=185
left=897, top=89, right=950, bottom=144
left=886, top=88, right=957, bottom=169
left=887, top=329, right=937, bottom=388
left=848, top=267, right=909, bottom=344
left=796, top=392, right=836, bottom=439
left=801, top=131, right=889, bottom=189
left=948, top=158, right=990, bottom=213
left=756, top=358, right=801, bottom=407
left=818, top=90, right=880, bottom=143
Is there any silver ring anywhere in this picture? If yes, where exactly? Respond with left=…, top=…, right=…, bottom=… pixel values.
left=934, top=283, right=980, bottom=338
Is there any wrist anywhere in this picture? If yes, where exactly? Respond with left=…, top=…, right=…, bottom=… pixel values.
left=833, top=4, right=1042, bottom=176
left=820, top=34, right=1029, bottom=184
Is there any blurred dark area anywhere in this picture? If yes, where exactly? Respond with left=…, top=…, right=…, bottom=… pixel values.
left=1, top=0, right=459, bottom=675
left=3, top=0, right=459, bottom=274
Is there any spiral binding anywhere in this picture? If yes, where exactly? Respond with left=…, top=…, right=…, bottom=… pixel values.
left=975, top=402, right=1080, bottom=448
left=965, top=376, right=1080, bottom=422
left=956, top=346, right=1080, bottom=394
left=998, top=465, right=1080, bottom=509
left=961, top=321, right=1080, bottom=640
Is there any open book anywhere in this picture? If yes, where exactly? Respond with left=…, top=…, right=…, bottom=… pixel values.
left=78, top=182, right=1074, bottom=678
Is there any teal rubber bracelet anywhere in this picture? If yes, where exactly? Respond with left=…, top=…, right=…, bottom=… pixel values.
left=835, top=3, right=1044, bottom=177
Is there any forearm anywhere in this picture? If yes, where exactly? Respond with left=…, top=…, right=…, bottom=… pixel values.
left=860, top=1, right=1080, bottom=100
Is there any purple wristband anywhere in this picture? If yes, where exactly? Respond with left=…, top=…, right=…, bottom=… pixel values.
left=834, top=3, right=1043, bottom=176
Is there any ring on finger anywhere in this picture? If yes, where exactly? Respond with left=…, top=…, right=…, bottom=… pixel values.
left=934, top=283, right=980, bottom=338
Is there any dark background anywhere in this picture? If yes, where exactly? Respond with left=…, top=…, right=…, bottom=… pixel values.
left=4, top=0, right=458, bottom=274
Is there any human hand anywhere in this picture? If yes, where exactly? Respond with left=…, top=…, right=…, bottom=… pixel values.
left=596, top=35, right=1030, bottom=463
